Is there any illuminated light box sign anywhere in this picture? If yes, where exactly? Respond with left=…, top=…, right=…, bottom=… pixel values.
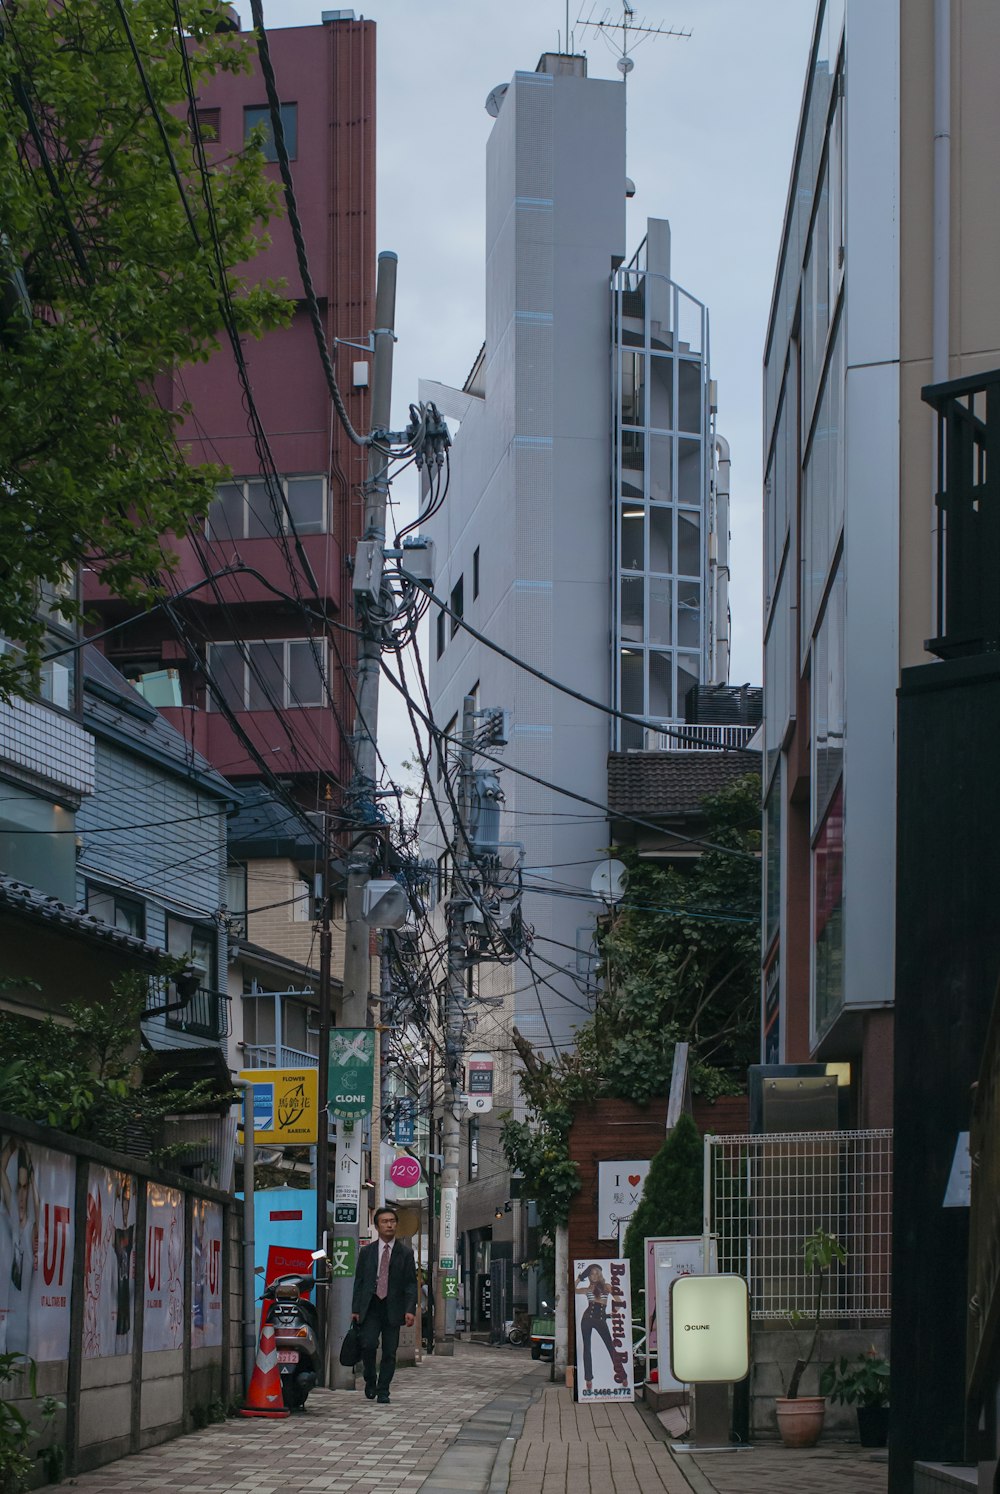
left=669, top=1273, right=749, bottom=1384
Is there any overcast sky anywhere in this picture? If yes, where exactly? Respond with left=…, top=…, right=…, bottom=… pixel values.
left=233, top=0, right=816, bottom=774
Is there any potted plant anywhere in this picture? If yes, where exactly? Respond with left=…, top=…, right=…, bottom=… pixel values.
left=820, top=1347, right=890, bottom=1447
left=774, top=1228, right=847, bottom=1448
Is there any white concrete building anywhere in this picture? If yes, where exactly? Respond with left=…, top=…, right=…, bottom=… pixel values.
left=418, top=51, right=725, bottom=1315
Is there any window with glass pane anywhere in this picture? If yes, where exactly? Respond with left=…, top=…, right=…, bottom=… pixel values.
left=167, top=917, right=215, bottom=988
left=246, top=480, right=281, bottom=539
left=620, top=431, right=644, bottom=498
left=676, top=654, right=700, bottom=716
left=284, top=1001, right=308, bottom=1051
left=649, top=434, right=672, bottom=503
left=288, top=640, right=326, bottom=706
left=812, top=560, right=845, bottom=832
left=210, top=642, right=245, bottom=712
left=677, top=582, right=701, bottom=647
left=648, top=577, right=672, bottom=645
left=678, top=511, right=701, bottom=578
left=86, top=885, right=145, bottom=938
left=649, top=355, right=673, bottom=429
left=678, top=438, right=701, bottom=503
left=621, top=352, right=646, bottom=425
left=620, top=506, right=644, bottom=570
left=620, top=650, right=643, bottom=715
left=292, top=877, right=312, bottom=922
left=226, top=866, right=247, bottom=935
left=813, top=782, right=844, bottom=1034
left=243, top=994, right=276, bottom=1047
left=247, top=640, right=284, bottom=710
left=649, top=506, right=672, bottom=573
left=620, top=577, right=644, bottom=643
left=648, top=651, right=672, bottom=719
left=243, top=103, right=297, bottom=162
left=208, top=483, right=244, bottom=541
left=765, top=780, right=781, bottom=949
left=285, top=477, right=325, bottom=533
left=677, top=360, right=702, bottom=433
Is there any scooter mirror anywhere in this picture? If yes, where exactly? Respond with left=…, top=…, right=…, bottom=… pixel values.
left=310, top=1249, right=327, bottom=1261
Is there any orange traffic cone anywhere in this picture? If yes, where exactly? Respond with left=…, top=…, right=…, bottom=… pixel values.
left=240, top=1322, right=290, bottom=1419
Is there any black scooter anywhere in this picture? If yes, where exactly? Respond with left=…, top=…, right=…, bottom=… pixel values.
left=261, top=1272, right=322, bottom=1411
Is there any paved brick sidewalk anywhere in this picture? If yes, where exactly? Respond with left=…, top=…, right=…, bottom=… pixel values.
left=506, top=1386, right=692, bottom=1494
left=678, top=1443, right=888, bottom=1494
left=63, top=1343, right=544, bottom=1494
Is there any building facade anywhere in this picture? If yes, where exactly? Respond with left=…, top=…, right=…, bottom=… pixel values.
left=419, top=52, right=726, bottom=1317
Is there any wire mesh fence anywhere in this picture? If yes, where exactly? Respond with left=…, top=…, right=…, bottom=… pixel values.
left=706, top=1129, right=893, bottom=1320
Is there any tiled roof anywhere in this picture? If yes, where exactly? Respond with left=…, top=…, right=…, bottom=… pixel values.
left=0, top=872, right=163, bottom=963
left=607, top=750, right=759, bottom=818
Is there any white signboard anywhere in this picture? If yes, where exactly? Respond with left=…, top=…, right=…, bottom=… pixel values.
left=84, top=1166, right=135, bottom=1358
left=670, top=1273, right=749, bottom=1384
left=191, top=1199, right=224, bottom=1350
left=573, top=1258, right=634, bottom=1402
left=0, top=1137, right=75, bottom=1361
left=463, top=1054, right=495, bottom=1114
left=652, top=1236, right=717, bottom=1391
left=597, top=1160, right=651, bottom=1241
left=143, top=1184, right=184, bottom=1352
left=439, top=1186, right=457, bottom=1271
left=333, top=1121, right=363, bottom=1227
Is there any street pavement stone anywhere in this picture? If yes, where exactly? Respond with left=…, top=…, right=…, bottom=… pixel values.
left=505, top=1386, right=890, bottom=1494
left=63, top=1343, right=544, bottom=1494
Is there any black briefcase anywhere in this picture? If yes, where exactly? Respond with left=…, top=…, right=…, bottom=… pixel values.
left=339, top=1322, right=362, bottom=1368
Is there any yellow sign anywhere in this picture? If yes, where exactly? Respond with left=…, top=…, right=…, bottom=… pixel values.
left=238, top=1069, right=319, bottom=1145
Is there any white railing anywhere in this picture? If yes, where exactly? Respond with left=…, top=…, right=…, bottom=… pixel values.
left=241, top=1044, right=318, bottom=1069
left=646, top=723, right=757, bottom=752
left=705, top=1129, right=893, bottom=1320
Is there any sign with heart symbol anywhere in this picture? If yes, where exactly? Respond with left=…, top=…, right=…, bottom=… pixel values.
left=597, top=1160, right=653, bottom=1241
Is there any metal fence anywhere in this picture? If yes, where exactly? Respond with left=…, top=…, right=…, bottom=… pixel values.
left=705, top=1129, right=893, bottom=1320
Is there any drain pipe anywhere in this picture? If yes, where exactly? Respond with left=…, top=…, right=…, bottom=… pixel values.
left=232, top=1079, right=257, bottom=1393
left=931, top=0, right=951, bottom=625
left=711, top=434, right=732, bottom=686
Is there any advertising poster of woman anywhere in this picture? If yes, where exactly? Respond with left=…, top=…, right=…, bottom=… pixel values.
left=84, top=1166, right=134, bottom=1358
left=191, top=1199, right=223, bottom=1350
left=573, top=1258, right=634, bottom=1402
left=0, top=1136, right=75, bottom=1362
left=143, top=1184, right=184, bottom=1352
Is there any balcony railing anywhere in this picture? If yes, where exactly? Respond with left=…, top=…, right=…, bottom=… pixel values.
left=923, top=368, right=1000, bottom=659
left=145, top=979, right=231, bottom=1042
left=644, top=723, right=758, bottom=752
left=968, top=980, right=1000, bottom=1401
left=241, top=1043, right=319, bottom=1070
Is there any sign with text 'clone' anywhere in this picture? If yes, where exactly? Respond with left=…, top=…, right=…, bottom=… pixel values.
left=327, top=1029, right=375, bottom=1122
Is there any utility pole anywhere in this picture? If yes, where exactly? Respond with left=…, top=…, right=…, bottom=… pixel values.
left=329, top=249, right=398, bottom=1388
left=436, top=693, right=476, bottom=1352
left=315, top=784, right=333, bottom=1378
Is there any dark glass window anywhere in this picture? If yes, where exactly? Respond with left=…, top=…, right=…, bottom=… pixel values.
left=450, top=577, right=464, bottom=638
left=86, top=885, right=145, bottom=939
left=436, top=609, right=446, bottom=659
left=473, top=547, right=480, bottom=600
left=243, top=103, right=297, bottom=162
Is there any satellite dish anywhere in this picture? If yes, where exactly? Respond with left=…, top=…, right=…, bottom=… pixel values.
left=617, top=55, right=635, bottom=75
left=591, top=858, right=627, bottom=904
left=485, top=83, right=509, bottom=118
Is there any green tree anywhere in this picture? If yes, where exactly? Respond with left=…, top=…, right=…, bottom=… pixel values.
left=0, top=0, right=289, bottom=696
left=622, top=1112, right=703, bottom=1300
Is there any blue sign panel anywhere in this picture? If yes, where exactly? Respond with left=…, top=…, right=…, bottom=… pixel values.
left=395, top=1097, right=415, bottom=1146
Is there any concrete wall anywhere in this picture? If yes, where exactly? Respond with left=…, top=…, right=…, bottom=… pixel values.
left=0, top=1113, right=238, bottom=1483
left=751, top=1325, right=891, bottom=1441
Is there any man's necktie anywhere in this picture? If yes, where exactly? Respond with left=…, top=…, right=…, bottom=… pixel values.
left=376, top=1243, right=390, bottom=1300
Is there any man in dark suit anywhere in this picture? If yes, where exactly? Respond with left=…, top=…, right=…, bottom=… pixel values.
left=351, top=1205, right=417, bottom=1404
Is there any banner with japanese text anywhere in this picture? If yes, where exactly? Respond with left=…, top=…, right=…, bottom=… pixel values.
left=327, top=1029, right=375, bottom=1121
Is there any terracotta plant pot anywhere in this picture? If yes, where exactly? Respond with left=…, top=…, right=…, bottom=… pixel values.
left=775, top=1395, right=826, bottom=1448
left=857, top=1405, right=889, bottom=1447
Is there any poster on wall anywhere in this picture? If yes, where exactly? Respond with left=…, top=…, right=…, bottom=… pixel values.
left=191, top=1199, right=224, bottom=1350
left=143, top=1184, right=184, bottom=1352
left=573, top=1257, right=634, bottom=1403
left=0, top=1135, right=75, bottom=1361
left=596, top=1161, right=651, bottom=1242
left=84, top=1165, right=135, bottom=1358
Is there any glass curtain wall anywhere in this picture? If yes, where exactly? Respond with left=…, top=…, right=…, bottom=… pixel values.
left=612, top=257, right=710, bottom=748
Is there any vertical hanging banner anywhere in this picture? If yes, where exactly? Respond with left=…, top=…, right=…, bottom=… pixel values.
left=438, top=1185, right=458, bottom=1298
left=84, top=1165, right=135, bottom=1359
left=333, top=1120, right=363, bottom=1227
left=463, top=1054, right=495, bottom=1113
left=191, top=1199, right=224, bottom=1350
left=327, top=1029, right=375, bottom=1121
left=0, top=1136, right=75, bottom=1361
left=143, top=1184, right=184, bottom=1352
left=573, top=1258, right=634, bottom=1402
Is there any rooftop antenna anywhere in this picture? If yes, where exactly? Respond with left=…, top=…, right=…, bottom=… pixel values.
left=576, top=3, right=691, bottom=75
